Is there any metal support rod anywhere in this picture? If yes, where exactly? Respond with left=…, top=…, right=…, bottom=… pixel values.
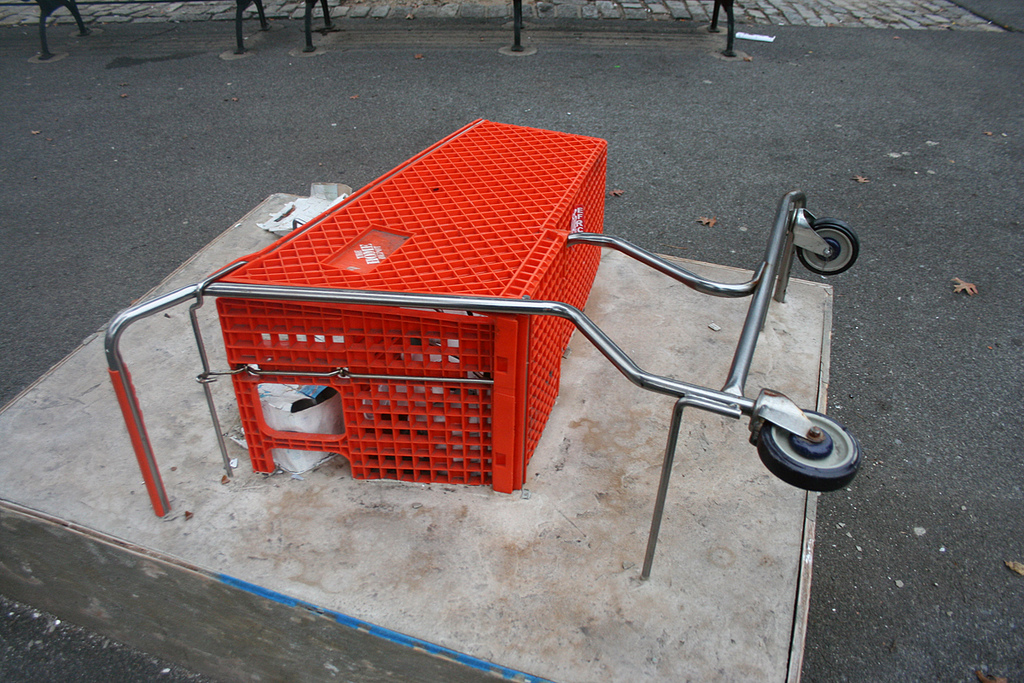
left=709, top=0, right=736, bottom=57
left=512, top=0, right=523, bottom=51
left=104, top=263, right=245, bottom=515
left=569, top=193, right=806, bottom=399
left=188, top=294, right=234, bottom=479
left=205, top=365, right=496, bottom=385
left=253, top=0, right=268, bottom=29
left=204, top=281, right=757, bottom=414
left=774, top=224, right=797, bottom=304
left=37, top=6, right=52, bottom=59
left=234, top=0, right=247, bottom=54
left=34, top=0, right=89, bottom=60
left=106, top=285, right=200, bottom=516
left=304, top=0, right=315, bottom=52
left=721, top=190, right=805, bottom=397
left=723, top=0, right=736, bottom=58
left=641, top=395, right=741, bottom=579
left=106, top=279, right=753, bottom=516
left=567, top=232, right=762, bottom=298
left=641, top=398, right=687, bottom=580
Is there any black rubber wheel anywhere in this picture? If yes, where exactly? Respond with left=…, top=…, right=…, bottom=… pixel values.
left=797, top=218, right=859, bottom=275
left=756, top=411, right=861, bottom=491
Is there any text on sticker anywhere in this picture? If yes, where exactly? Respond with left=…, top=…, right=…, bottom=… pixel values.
left=571, top=206, right=585, bottom=233
left=355, top=244, right=387, bottom=265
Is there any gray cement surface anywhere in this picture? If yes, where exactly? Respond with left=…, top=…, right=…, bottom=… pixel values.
left=1, top=13, right=1022, bottom=683
left=0, top=193, right=832, bottom=680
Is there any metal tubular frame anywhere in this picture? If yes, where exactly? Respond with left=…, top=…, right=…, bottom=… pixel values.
left=512, top=0, right=524, bottom=52
left=105, top=190, right=812, bottom=576
left=188, top=293, right=234, bottom=478
left=709, top=0, right=737, bottom=58
left=722, top=191, right=805, bottom=396
left=200, top=366, right=496, bottom=386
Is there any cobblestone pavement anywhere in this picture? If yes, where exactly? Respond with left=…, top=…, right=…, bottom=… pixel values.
left=0, top=0, right=1005, bottom=32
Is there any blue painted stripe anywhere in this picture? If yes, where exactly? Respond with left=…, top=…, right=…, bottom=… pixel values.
left=218, top=573, right=556, bottom=683
left=217, top=574, right=300, bottom=607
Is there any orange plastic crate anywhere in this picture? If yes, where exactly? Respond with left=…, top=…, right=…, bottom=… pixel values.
left=216, top=120, right=607, bottom=492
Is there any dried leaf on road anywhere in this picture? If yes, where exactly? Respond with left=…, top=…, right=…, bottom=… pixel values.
left=184, top=511, right=194, bottom=521
left=31, top=130, right=41, bottom=135
left=853, top=175, right=870, bottom=183
left=609, top=189, right=624, bottom=197
left=1005, top=560, right=1024, bottom=576
left=350, top=95, right=360, bottom=99
left=414, top=54, right=424, bottom=59
left=697, top=216, right=717, bottom=228
left=983, top=131, right=994, bottom=136
left=976, top=671, right=1008, bottom=683
left=951, top=277, right=978, bottom=296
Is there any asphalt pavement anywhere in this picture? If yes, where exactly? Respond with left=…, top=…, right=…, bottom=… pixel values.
left=952, top=0, right=1024, bottom=30
left=1, top=3, right=1022, bottom=681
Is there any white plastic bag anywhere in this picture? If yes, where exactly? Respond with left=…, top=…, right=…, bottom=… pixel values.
left=258, top=384, right=344, bottom=473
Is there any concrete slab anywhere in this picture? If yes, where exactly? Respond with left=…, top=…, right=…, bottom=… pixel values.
left=0, top=194, right=832, bottom=682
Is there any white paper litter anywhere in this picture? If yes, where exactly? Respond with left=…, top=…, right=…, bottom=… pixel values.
left=275, top=451, right=337, bottom=475
left=226, top=427, right=248, bottom=449
left=736, top=32, right=776, bottom=42
left=257, top=182, right=352, bottom=235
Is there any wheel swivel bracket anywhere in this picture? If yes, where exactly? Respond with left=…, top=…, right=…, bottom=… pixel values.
left=791, top=208, right=834, bottom=259
left=748, top=389, right=820, bottom=445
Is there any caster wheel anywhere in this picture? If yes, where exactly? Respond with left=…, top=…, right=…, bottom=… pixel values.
left=756, top=411, right=861, bottom=491
left=797, top=218, right=859, bottom=275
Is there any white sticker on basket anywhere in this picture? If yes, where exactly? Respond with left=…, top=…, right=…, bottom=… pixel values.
left=327, top=229, right=410, bottom=273
left=355, top=243, right=387, bottom=265
left=570, top=206, right=585, bottom=233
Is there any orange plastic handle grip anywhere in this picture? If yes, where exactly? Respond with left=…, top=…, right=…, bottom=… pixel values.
left=108, top=368, right=169, bottom=517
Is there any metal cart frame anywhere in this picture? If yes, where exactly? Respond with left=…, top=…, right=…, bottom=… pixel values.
left=105, top=189, right=861, bottom=577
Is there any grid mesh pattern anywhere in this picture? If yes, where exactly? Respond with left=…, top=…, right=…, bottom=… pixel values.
left=217, top=299, right=493, bottom=376
left=217, top=299, right=500, bottom=484
left=221, top=120, right=607, bottom=297
left=522, top=153, right=607, bottom=460
left=215, top=121, right=607, bottom=490
left=343, top=381, right=493, bottom=485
